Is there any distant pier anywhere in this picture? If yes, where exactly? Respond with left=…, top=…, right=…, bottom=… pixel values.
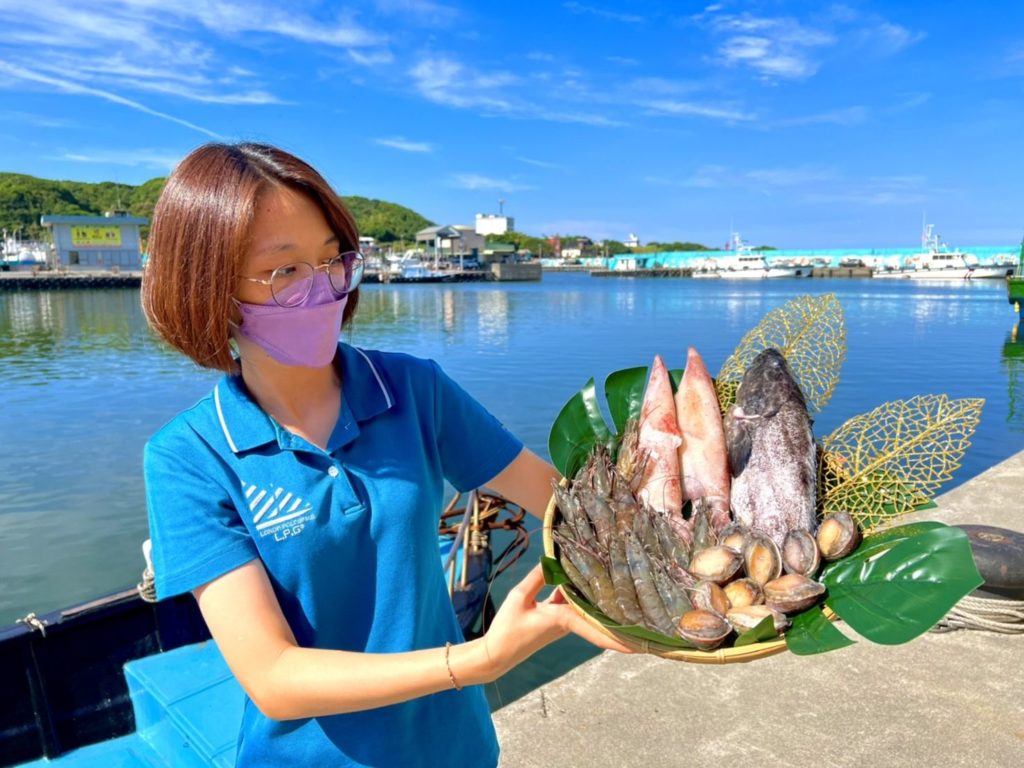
left=811, top=266, right=874, bottom=278
left=590, top=268, right=693, bottom=278
left=0, top=271, right=142, bottom=291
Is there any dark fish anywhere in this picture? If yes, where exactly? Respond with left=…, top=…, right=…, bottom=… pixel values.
left=724, top=348, right=816, bottom=547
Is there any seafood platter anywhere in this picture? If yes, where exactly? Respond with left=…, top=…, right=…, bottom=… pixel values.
left=542, top=294, right=986, bottom=663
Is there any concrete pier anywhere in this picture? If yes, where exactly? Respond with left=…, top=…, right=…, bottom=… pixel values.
left=590, top=268, right=693, bottom=278
left=0, top=271, right=142, bottom=291
left=491, top=262, right=543, bottom=281
left=493, top=452, right=1024, bottom=768
left=811, top=266, right=874, bottom=278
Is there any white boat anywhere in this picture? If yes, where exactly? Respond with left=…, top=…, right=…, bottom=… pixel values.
left=1, top=233, right=50, bottom=271
left=893, top=224, right=1014, bottom=280
left=388, top=253, right=453, bottom=282
left=695, top=233, right=809, bottom=279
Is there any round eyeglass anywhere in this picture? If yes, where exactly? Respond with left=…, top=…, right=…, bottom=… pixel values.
left=240, top=250, right=365, bottom=308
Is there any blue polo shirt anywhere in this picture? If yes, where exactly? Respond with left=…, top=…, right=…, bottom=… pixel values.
left=143, top=343, right=523, bottom=768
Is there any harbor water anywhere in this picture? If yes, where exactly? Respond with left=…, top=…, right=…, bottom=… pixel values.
left=2, top=273, right=1024, bottom=708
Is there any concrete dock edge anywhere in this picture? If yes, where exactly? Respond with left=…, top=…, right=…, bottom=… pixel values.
left=494, top=452, right=1024, bottom=768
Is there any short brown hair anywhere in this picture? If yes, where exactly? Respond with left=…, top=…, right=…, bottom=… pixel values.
left=142, top=142, right=360, bottom=372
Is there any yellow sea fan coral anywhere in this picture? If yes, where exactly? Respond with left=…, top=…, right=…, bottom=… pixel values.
left=716, top=293, right=846, bottom=413
left=819, top=395, right=985, bottom=531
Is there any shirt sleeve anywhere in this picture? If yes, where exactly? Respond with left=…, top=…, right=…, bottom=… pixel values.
left=144, top=432, right=258, bottom=600
left=430, top=360, right=524, bottom=492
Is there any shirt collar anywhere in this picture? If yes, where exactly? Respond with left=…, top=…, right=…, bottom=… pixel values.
left=213, top=342, right=395, bottom=454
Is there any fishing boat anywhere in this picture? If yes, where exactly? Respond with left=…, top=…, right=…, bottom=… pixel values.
left=0, top=233, right=49, bottom=272
left=386, top=253, right=455, bottom=283
left=901, top=224, right=1014, bottom=280
left=693, top=233, right=809, bottom=279
left=0, top=491, right=527, bottom=767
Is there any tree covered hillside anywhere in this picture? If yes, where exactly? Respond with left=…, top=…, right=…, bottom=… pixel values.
left=0, top=173, right=434, bottom=243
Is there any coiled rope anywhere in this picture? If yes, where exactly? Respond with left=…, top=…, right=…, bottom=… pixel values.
left=137, top=539, right=158, bottom=604
left=931, top=594, right=1024, bottom=634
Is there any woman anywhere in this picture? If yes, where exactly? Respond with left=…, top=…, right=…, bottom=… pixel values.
left=141, top=142, right=627, bottom=767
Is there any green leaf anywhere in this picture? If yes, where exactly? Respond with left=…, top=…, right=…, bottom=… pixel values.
left=547, top=377, right=611, bottom=478
left=734, top=615, right=781, bottom=647
left=550, top=364, right=686, bottom=477
left=822, top=524, right=983, bottom=645
left=820, top=521, right=945, bottom=577
left=540, top=555, right=570, bottom=587
left=604, top=366, right=648, bottom=434
left=785, top=608, right=856, bottom=656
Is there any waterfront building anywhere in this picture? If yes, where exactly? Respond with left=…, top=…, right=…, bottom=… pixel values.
left=415, top=225, right=486, bottom=263
left=474, top=213, right=514, bottom=236
left=41, top=212, right=148, bottom=272
left=625, top=233, right=640, bottom=249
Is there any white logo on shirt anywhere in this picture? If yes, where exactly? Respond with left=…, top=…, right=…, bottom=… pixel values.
left=241, top=481, right=315, bottom=541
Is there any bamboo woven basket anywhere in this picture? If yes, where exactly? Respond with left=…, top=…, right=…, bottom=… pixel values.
left=542, top=489, right=791, bottom=664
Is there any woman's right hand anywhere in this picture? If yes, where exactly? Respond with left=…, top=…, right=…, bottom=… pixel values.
left=473, top=564, right=633, bottom=682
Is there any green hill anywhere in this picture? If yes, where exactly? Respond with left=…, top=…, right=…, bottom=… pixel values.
left=0, top=173, right=434, bottom=244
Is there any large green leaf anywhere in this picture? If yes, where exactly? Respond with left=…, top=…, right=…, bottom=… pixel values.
left=604, top=366, right=648, bottom=434
left=785, top=607, right=856, bottom=656
left=821, top=524, right=982, bottom=645
left=547, top=377, right=612, bottom=478
left=549, top=365, right=684, bottom=478
left=821, top=521, right=945, bottom=569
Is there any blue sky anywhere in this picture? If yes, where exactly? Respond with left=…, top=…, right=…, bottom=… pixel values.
left=1, top=1, right=1022, bottom=248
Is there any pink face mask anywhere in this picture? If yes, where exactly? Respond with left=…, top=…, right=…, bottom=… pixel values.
left=232, top=272, right=347, bottom=367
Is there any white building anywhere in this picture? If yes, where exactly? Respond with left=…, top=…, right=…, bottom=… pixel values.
left=415, top=225, right=486, bottom=258
left=41, top=212, right=148, bottom=271
left=474, top=214, right=514, bottom=236
left=625, top=233, right=640, bottom=249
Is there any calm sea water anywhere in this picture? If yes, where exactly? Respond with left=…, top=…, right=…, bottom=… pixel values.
left=2, top=273, right=1023, bottom=707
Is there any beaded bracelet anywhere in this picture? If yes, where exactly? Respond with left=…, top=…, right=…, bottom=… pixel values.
left=444, top=641, right=463, bottom=691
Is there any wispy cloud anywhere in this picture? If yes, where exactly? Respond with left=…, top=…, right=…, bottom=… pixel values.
left=693, top=8, right=834, bottom=80
left=607, top=56, right=640, bottom=66
left=746, top=167, right=838, bottom=186
left=348, top=49, right=395, bottom=67
left=0, top=2, right=392, bottom=113
left=0, top=60, right=222, bottom=138
left=695, top=5, right=923, bottom=82
left=517, top=156, right=570, bottom=171
left=777, top=106, right=867, bottom=126
left=54, top=148, right=181, bottom=170
left=896, top=93, right=930, bottom=110
left=0, top=110, right=70, bottom=128
left=628, top=77, right=703, bottom=96
left=144, top=1, right=385, bottom=48
left=408, top=56, right=515, bottom=110
left=641, top=99, right=755, bottom=122
left=871, top=22, right=926, bottom=55
left=564, top=2, right=644, bottom=24
left=645, top=165, right=728, bottom=188
left=803, top=175, right=930, bottom=206
left=451, top=174, right=534, bottom=192
left=374, top=0, right=459, bottom=27
left=373, top=136, right=434, bottom=153
left=650, top=164, right=837, bottom=190
left=543, top=111, right=625, bottom=127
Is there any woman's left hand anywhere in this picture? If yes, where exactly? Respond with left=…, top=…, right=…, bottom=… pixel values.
left=473, top=564, right=634, bottom=682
